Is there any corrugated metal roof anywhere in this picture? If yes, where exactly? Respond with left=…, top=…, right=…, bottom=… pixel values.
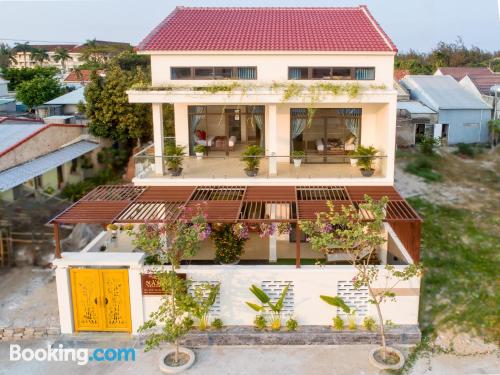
left=0, top=141, right=99, bottom=192
left=401, top=75, right=492, bottom=111
left=0, top=98, right=15, bottom=105
left=44, top=87, right=85, bottom=105
left=397, top=101, right=436, bottom=114
left=0, top=123, right=46, bottom=154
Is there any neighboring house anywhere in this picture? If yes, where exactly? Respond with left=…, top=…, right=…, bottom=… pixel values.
left=0, top=77, right=9, bottom=96
left=396, top=101, right=438, bottom=146
left=401, top=75, right=491, bottom=144
left=63, top=69, right=104, bottom=89
left=459, top=75, right=500, bottom=121
left=12, top=41, right=131, bottom=71
left=36, top=87, right=86, bottom=123
left=0, top=117, right=100, bottom=201
left=0, top=98, right=16, bottom=113
left=434, top=66, right=493, bottom=81
left=49, top=7, right=423, bottom=338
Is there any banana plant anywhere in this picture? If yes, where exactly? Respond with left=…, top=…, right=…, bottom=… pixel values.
left=246, top=283, right=290, bottom=330
left=320, top=295, right=357, bottom=329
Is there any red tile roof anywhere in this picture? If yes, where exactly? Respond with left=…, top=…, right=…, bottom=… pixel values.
left=394, top=69, right=410, bottom=81
left=64, top=70, right=104, bottom=83
left=437, top=67, right=493, bottom=81
left=138, top=6, right=397, bottom=52
left=467, top=74, right=500, bottom=95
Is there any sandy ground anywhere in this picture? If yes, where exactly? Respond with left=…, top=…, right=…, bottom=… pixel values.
left=0, top=267, right=59, bottom=328
left=0, top=340, right=498, bottom=375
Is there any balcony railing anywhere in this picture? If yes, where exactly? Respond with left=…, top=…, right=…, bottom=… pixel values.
left=134, top=146, right=387, bottom=180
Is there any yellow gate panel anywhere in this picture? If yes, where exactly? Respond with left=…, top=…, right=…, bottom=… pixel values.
left=70, top=268, right=131, bottom=333
left=70, top=269, right=103, bottom=332
left=100, top=269, right=132, bottom=332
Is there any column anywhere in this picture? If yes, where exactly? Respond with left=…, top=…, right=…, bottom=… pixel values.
left=128, top=266, right=145, bottom=334
left=295, top=225, right=301, bottom=268
left=54, top=265, right=74, bottom=334
left=152, top=103, right=164, bottom=175
left=268, top=104, right=278, bottom=175
left=269, top=204, right=277, bottom=262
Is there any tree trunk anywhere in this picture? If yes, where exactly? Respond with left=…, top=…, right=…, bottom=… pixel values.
left=368, top=284, right=387, bottom=361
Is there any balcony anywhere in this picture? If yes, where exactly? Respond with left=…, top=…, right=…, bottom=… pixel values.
left=133, top=144, right=388, bottom=183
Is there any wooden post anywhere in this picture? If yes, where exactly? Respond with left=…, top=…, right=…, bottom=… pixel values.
left=295, top=224, right=301, bottom=268
left=54, top=223, right=61, bottom=259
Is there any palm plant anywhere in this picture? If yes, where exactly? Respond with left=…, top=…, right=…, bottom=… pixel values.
left=246, top=283, right=290, bottom=330
left=30, top=48, right=49, bottom=66
left=13, top=42, right=33, bottom=67
left=53, top=48, right=71, bottom=72
left=165, top=144, right=186, bottom=176
left=189, top=283, right=220, bottom=330
left=240, top=145, right=263, bottom=177
left=0, top=43, right=17, bottom=69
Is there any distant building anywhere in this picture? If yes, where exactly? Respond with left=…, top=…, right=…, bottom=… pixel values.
left=36, top=87, right=86, bottom=124
left=0, top=77, right=9, bottom=96
left=401, top=75, right=492, bottom=144
left=63, top=69, right=104, bottom=88
left=0, top=117, right=101, bottom=201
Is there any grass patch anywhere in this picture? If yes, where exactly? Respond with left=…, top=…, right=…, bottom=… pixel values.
left=404, top=156, right=442, bottom=182
left=274, top=258, right=319, bottom=265
left=408, top=197, right=500, bottom=344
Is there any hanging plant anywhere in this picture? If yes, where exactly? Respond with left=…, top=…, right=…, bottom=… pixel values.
left=259, top=223, right=276, bottom=238
left=276, top=223, right=291, bottom=235
left=232, top=223, right=249, bottom=240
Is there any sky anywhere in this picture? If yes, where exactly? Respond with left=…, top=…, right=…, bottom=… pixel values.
left=0, top=0, right=499, bottom=52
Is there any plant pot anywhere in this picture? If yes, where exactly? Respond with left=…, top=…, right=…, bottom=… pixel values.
left=368, top=346, right=404, bottom=371
left=293, top=159, right=302, bottom=167
left=360, top=168, right=374, bottom=177
left=245, top=168, right=258, bottom=177
left=349, top=158, right=358, bottom=166
left=218, top=258, right=240, bottom=265
left=158, top=347, right=195, bottom=374
left=195, top=152, right=204, bottom=160
left=169, top=168, right=183, bottom=176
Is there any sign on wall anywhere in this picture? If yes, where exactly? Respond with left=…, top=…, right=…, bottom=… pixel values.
left=141, top=273, right=186, bottom=295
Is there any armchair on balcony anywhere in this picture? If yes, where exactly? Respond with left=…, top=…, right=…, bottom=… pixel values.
left=194, top=130, right=215, bottom=148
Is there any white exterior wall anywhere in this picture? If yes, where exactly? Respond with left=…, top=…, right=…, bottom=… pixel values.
left=149, top=52, right=394, bottom=88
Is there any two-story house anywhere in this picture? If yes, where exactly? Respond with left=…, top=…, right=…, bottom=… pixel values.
left=50, top=7, right=422, bottom=341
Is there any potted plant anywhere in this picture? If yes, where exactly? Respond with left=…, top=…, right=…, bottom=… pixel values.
left=350, top=145, right=378, bottom=177
left=213, top=224, right=247, bottom=264
left=165, top=144, right=186, bottom=176
left=106, top=224, right=119, bottom=239
left=291, top=150, right=305, bottom=167
left=240, top=145, right=263, bottom=177
left=80, top=155, right=94, bottom=178
left=246, top=283, right=290, bottom=331
left=129, top=209, right=210, bottom=373
left=347, top=150, right=358, bottom=166
left=193, top=144, right=205, bottom=160
left=300, top=196, right=422, bottom=371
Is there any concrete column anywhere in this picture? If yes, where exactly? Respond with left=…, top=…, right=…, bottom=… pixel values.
left=152, top=103, right=164, bottom=175
left=267, top=104, right=278, bottom=175
left=54, top=265, right=74, bottom=334
left=385, top=98, right=397, bottom=184
left=269, top=204, right=277, bottom=263
left=174, top=104, right=190, bottom=150
left=128, top=266, right=145, bottom=334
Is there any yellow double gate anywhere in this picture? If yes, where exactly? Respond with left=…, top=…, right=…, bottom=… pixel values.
left=70, top=268, right=132, bottom=333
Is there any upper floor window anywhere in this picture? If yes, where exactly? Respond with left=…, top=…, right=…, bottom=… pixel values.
left=289, top=67, right=375, bottom=80
left=171, top=67, right=257, bottom=80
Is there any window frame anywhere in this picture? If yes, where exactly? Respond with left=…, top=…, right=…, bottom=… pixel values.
left=288, top=67, right=375, bottom=81
left=171, top=66, right=257, bottom=80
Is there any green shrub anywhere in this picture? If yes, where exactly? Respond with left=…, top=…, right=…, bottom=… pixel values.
left=332, top=316, right=344, bottom=330
left=213, top=224, right=246, bottom=264
left=254, top=315, right=267, bottom=330
left=405, top=157, right=443, bottom=182
left=418, top=136, right=440, bottom=156
left=60, top=180, right=95, bottom=201
left=211, top=318, right=223, bottom=329
left=240, top=145, right=264, bottom=171
left=286, top=318, right=298, bottom=331
left=363, top=316, right=376, bottom=331
left=454, top=143, right=482, bottom=158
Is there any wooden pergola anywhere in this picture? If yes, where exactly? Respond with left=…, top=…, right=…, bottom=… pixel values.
left=50, top=185, right=422, bottom=267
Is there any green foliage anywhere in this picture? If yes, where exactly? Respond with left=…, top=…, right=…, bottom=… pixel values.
left=16, top=75, right=63, bottom=110
left=211, top=318, right=223, bottom=330
left=332, top=316, right=344, bottom=330
left=454, top=143, right=477, bottom=158
left=97, top=147, right=130, bottom=172
left=79, top=39, right=132, bottom=67
left=405, top=157, right=443, bottom=182
left=291, top=150, right=305, bottom=159
left=286, top=318, right=298, bottom=331
left=52, top=48, right=71, bottom=71
left=194, top=144, right=206, bottom=153
left=84, top=64, right=152, bottom=142
left=408, top=197, right=500, bottom=345
left=320, top=295, right=351, bottom=314
left=347, top=312, right=357, bottom=330
left=254, top=315, right=267, bottom=330
left=240, top=145, right=264, bottom=171
left=363, top=316, right=376, bottom=331
left=0, top=43, right=17, bottom=70
left=188, top=283, right=220, bottom=330
left=165, top=144, right=186, bottom=170
left=418, top=136, right=440, bottom=156
left=213, top=224, right=247, bottom=264
left=246, top=283, right=290, bottom=330
left=350, top=145, right=378, bottom=170
left=30, top=48, right=49, bottom=65
left=3, top=66, right=58, bottom=90
left=112, top=50, right=150, bottom=71
left=282, top=82, right=304, bottom=101
left=60, top=170, right=121, bottom=202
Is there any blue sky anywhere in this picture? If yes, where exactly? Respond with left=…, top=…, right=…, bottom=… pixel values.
left=0, top=0, right=499, bottom=52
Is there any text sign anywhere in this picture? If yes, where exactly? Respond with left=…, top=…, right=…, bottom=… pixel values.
left=141, top=273, right=186, bottom=295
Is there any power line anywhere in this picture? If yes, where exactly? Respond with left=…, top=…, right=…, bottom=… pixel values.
left=0, top=38, right=81, bottom=44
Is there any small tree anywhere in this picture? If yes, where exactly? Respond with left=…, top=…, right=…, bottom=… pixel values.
left=130, top=208, right=211, bottom=364
left=300, top=196, right=421, bottom=363
left=418, top=135, right=440, bottom=156
left=488, top=119, right=500, bottom=148
left=16, top=75, right=63, bottom=111
left=53, top=47, right=71, bottom=72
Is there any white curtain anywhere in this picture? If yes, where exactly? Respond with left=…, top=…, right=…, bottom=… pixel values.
left=251, top=106, right=265, bottom=148
left=189, top=106, right=205, bottom=150
left=337, top=109, right=361, bottom=140
left=291, top=109, right=307, bottom=139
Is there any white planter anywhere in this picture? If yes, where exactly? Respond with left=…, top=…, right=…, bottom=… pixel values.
left=293, top=159, right=302, bottom=167
left=350, top=158, right=358, bottom=166
left=368, top=346, right=404, bottom=371
left=158, top=347, right=195, bottom=374
left=195, top=152, right=204, bottom=160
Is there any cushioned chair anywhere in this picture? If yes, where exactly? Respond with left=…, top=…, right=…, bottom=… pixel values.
left=228, top=136, right=237, bottom=150
left=194, top=134, right=216, bottom=147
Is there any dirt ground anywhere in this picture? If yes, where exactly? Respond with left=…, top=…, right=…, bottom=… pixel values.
left=0, top=267, right=59, bottom=328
